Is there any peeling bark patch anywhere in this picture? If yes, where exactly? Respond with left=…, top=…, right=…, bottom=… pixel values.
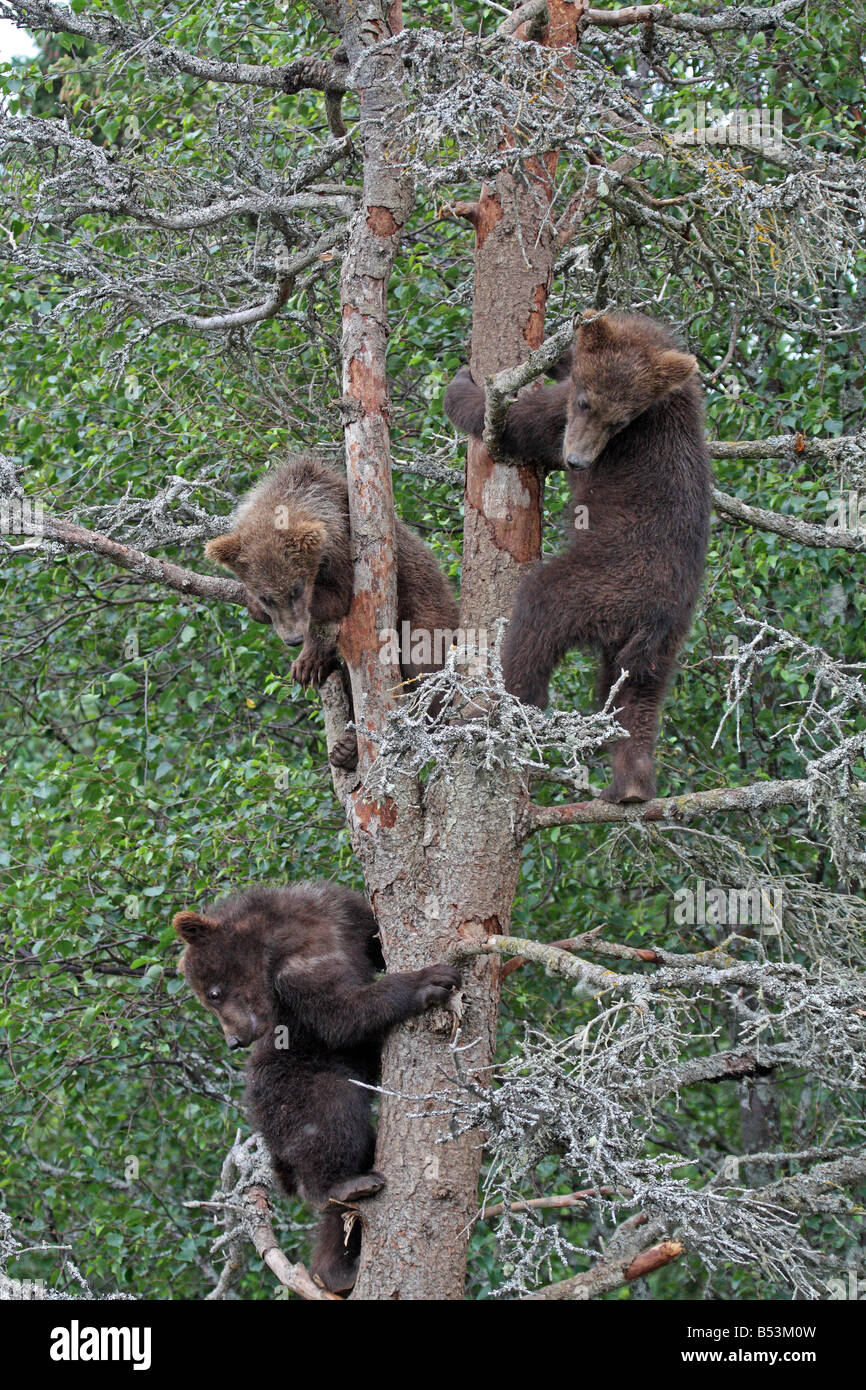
left=466, top=490, right=542, bottom=566
left=548, top=0, right=584, bottom=46
left=458, top=915, right=501, bottom=943
left=475, top=191, right=503, bottom=251
left=339, top=590, right=379, bottom=668
left=348, top=351, right=386, bottom=414
left=481, top=465, right=532, bottom=521
left=523, top=282, right=550, bottom=351
left=351, top=791, right=398, bottom=833
left=367, top=205, right=399, bottom=237
left=465, top=442, right=542, bottom=563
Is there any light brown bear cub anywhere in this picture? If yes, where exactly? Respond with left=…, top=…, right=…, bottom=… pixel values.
left=206, top=455, right=460, bottom=767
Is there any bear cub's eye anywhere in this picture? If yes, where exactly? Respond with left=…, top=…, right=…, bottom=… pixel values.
left=576, top=397, right=590, bottom=413
left=206, top=986, right=223, bottom=1003
left=258, top=593, right=276, bottom=609
left=288, top=583, right=303, bottom=603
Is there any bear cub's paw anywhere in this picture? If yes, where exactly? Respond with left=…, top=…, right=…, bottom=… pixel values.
left=414, top=964, right=461, bottom=1009
left=327, top=1172, right=386, bottom=1205
left=328, top=730, right=360, bottom=772
left=291, top=647, right=340, bottom=688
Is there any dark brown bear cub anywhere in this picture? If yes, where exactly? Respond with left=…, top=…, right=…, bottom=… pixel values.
left=205, top=455, right=460, bottom=768
left=174, top=882, right=459, bottom=1293
left=444, top=313, right=712, bottom=803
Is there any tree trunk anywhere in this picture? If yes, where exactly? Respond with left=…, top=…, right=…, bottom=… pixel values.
left=343, top=1, right=583, bottom=1299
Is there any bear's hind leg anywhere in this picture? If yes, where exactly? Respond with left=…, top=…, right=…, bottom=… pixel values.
left=301, top=1079, right=378, bottom=1294
left=600, top=666, right=672, bottom=803
left=295, top=1073, right=378, bottom=1207
left=326, top=1170, right=386, bottom=1204
left=311, top=1205, right=362, bottom=1294
left=503, top=555, right=594, bottom=709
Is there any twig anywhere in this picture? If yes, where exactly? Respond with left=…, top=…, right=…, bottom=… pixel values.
left=481, top=1188, right=614, bottom=1218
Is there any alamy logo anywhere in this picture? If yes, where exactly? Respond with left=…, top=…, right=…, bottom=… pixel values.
left=49, top=1320, right=152, bottom=1371
left=0, top=498, right=44, bottom=536
left=673, top=881, right=783, bottom=931
left=826, top=491, right=865, bottom=534
left=670, top=102, right=783, bottom=152
left=378, top=622, right=488, bottom=668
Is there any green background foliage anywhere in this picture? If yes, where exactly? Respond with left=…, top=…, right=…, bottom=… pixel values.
left=1, top=1, right=863, bottom=1298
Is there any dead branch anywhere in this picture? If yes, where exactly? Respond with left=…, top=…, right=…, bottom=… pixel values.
left=527, top=1213, right=683, bottom=1299
left=0, top=2, right=341, bottom=93
left=581, top=0, right=804, bottom=33
left=709, top=433, right=866, bottom=461
left=481, top=1189, right=614, bottom=1218
left=481, top=318, right=578, bottom=461
left=40, top=516, right=246, bottom=606
left=244, top=1185, right=341, bottom=1301
left=492, top=0, right=804, bottom=39
left=713, top=488, right=866, bottom=552
left=525, top=777, right=866, bottom=835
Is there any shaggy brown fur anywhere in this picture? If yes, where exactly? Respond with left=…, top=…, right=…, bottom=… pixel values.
left=205, top=456, right=460, bottom=768
left=174, top=882, right=459, bottom=1294
left=444, top=314, right=712, bottom=802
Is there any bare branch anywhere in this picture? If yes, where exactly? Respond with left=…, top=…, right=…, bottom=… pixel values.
left=493, top=0, right=805, bottom=40
left=0, top=2, right=345, bottom=94
left=528, top=1229, right=684, bottom=1300
left=709, top=433, right=866, bottom=461
left=581, top=0, right=805, bottom=33
left=481, top=1189, right=613, bottom=1219
left=177, top=227, right=347, bottom=333
left=481, top=318, right=577, bottom=460
left=244, top=1185, right=340, bottom=1301
left=713, top=487, right=866, bottom=553
left=497, top=0, right=551, bottom=38
left=39, top=516, right=246, bottom=607
left=525, top=777, right=866, bottom=835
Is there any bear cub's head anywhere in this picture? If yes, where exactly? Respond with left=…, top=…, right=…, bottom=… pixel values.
left=173, top=905, right=275, bottom=1050
left=563, top=314, right=698, bottom=471
left=205, top=506, right=326, bottom=646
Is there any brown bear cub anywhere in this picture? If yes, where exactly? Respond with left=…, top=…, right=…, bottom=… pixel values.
left=444, top=313, right=712, bottom=803
left=174, top=882, right=459, bottom=1293
left=205, top=455, right=460, bottom=768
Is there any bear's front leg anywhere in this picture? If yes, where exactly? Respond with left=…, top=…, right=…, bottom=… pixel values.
left=291, top=626, right=341, bottom=688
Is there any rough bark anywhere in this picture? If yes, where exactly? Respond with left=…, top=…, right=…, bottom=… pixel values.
left=349, top=757, right=524, bottom=1300
left=322, top=0, right=514, bottom=1300
left=459, top=2, right=585, bottom=632
left=342, top=1, right=585, bottom=1299
left=337, top=1, right=407, bottom=768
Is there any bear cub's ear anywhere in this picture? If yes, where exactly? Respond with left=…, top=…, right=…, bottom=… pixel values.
left=173, top=910, right=221, bottom=944
left=653, top=349, right=698, bottom=397
left=576, top=315, right=614, bottom=352
left=283, top=516, right=327, bottom=557
left=205, top=533, right=243, bottom=568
